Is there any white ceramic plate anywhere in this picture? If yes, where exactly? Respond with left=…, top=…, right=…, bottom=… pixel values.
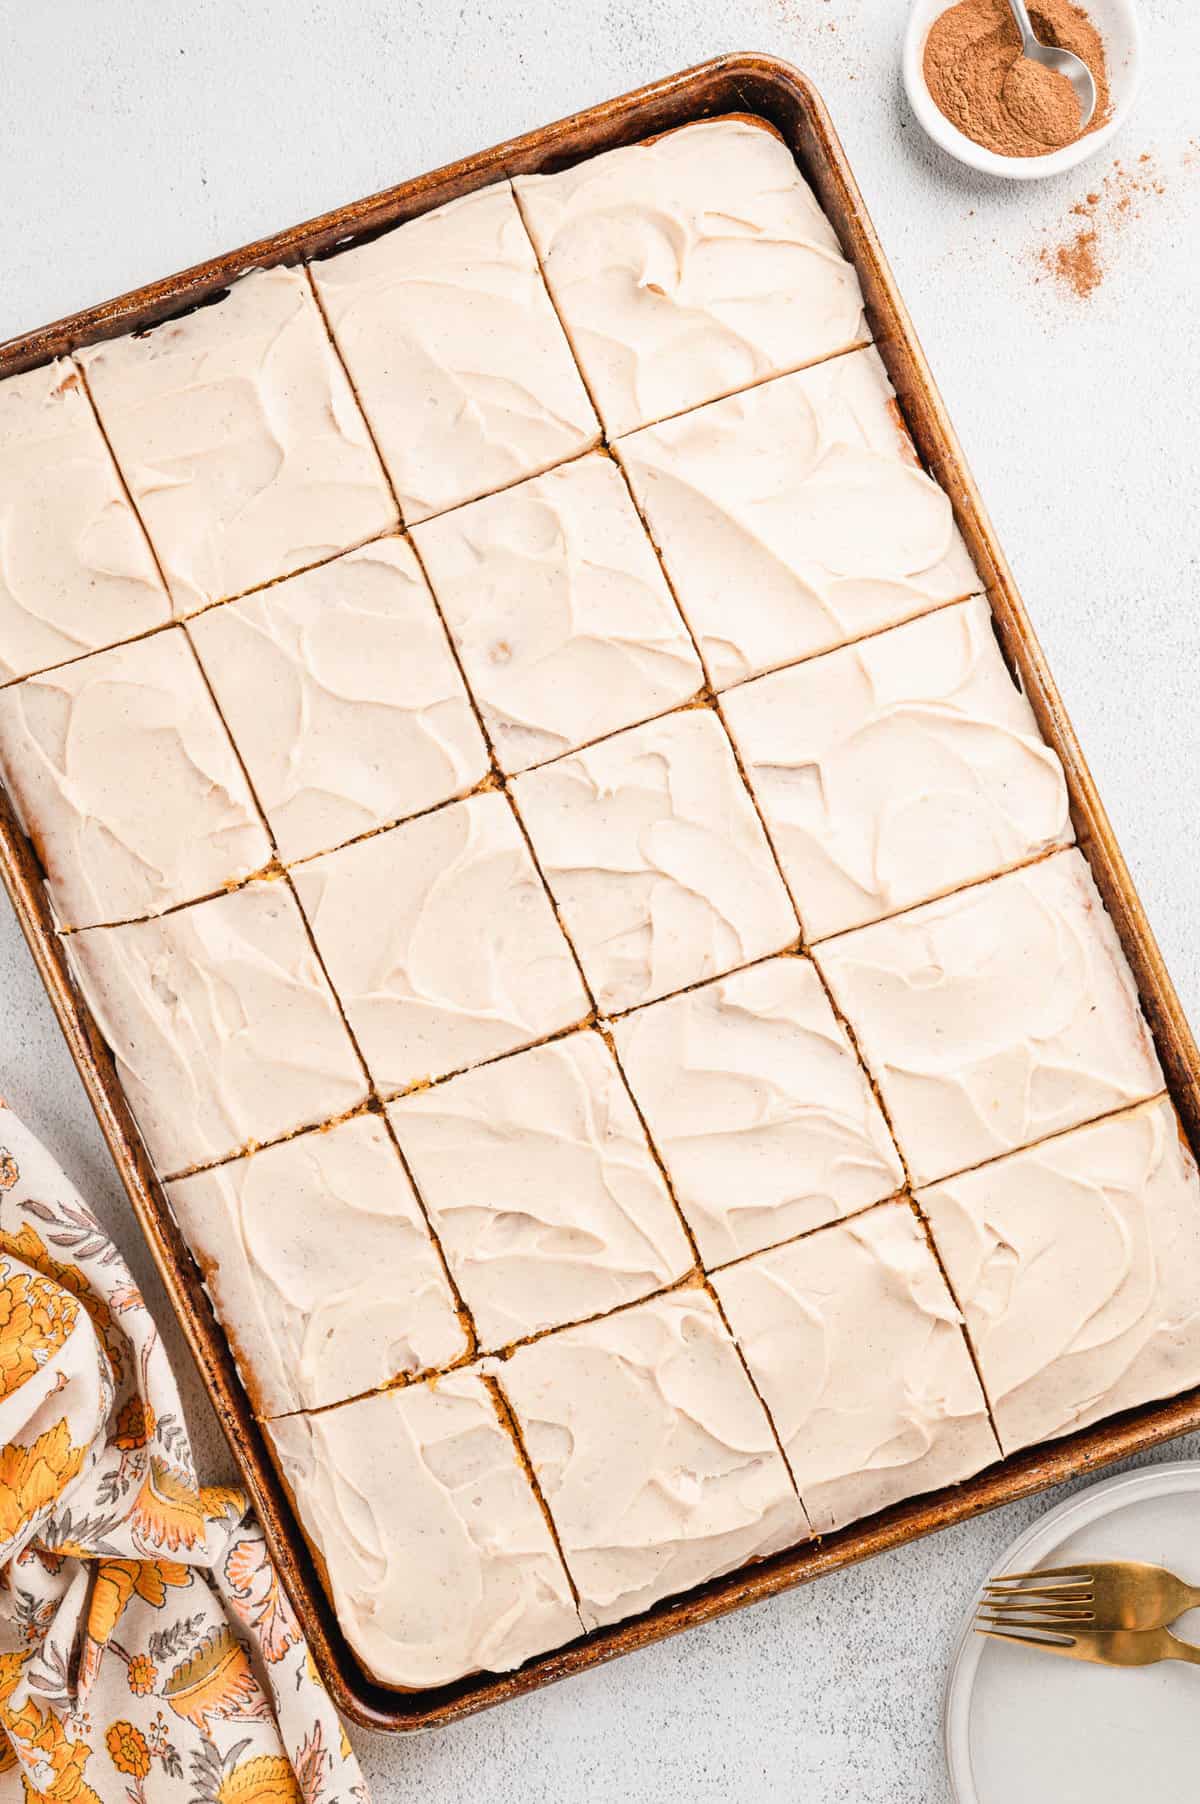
left=903, top=0, right=1143, bottom=180
left=945, top=1461, right=1200, bottom=1802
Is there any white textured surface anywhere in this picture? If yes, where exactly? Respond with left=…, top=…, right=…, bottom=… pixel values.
left=2, top=2, right=1198, bottom=1799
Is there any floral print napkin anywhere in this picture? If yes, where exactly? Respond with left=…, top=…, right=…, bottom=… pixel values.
left=0, top=1099, right=368, bottom=1803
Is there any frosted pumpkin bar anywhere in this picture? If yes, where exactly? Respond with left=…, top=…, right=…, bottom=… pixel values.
left=713, top=1202, right=1000, bottom=1533
left=920, top=1097, right=1200, bottom=1454
left=723, top=597, right=1072, bottom=940
left=612, top=955, right=902, bottom=1267
left=312, top=182, right=598, bottom=523
left=167, top=1113, right=467, bottom=1415
left=0, top=628, right=269, bottom=929
left=489, top=1287, right=807, bottom=1628
left=190, top=537, right=487, bottom=862
left=389, top=1030, right=692, bottom=1346
left=78, top=267, right=396, bottom=611
left=292, top=791, right=589, bottom=1092
left=0, top=358, right=169, bottom=683
left=513, top=708, right=796, bottom=1014
left=618, top=345, right=981, bottom=687
left=814, top=849, right=1164, bottom=1186
left=64, top=879, right=366, bottom=1175
left=413, top=452, right=702, bottom=772
left=514, top=117, right=869, bottom=437
left=267, top=1372, right=584, bottom=1688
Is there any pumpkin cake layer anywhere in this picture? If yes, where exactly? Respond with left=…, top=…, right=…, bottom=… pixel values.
left=268, top=1371, right=584, bottom=1688
left=390, top=1028, right=692, bottom=1346
left=514, top=116, right=869, bottom=437
left=292, top=790, right=590, bottom=1092
left=618, top=345, right=982, bottom=688
left=312, top=182, right=599, bottom=524
left=65, top=879, right=366, bottom=1174
left=513, top=707, right=797, bottom=1015
left=414, top=452, right=703, bottom=772
left=167, top=1113, right=468, bottom=1416
left=190, top=536, right=488, bottom=862
left=713, top=1201, right=1000, bottom=1533
left=0, top=357, right=170, bottom=682
left=0, top=627, right=270, bottom=929
left=920, top=1097, right=1200, bottom=1455
left=612, top=955, right=903, bottom=1266
left=78, top=266, right=397, bottom=612
left=491, top=1287, right=808, bottom=1628
left=722, top=597, right=1073, bottom=940
left=815, top=849, right=1165, bottom=1186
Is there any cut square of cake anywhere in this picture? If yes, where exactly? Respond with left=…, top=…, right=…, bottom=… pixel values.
left=65, top=878, right=367, bottom=1175
left=0, top=628, right=270, bottom=928
left=920, top=1097, right=1200, bottom=1455
left=723, top=597, right=1073, bottom=940
left=77, top=267, right=397, bottom=611
left=612, top=955, right=902, bottom=1267
left=389, top=1028, right=693, bottom=1346
left=312, top=183, right=598, bottom=523
left=167, top=1113, right=468, bottom=1415
left=491, top=1286, right=808, bottom=1627
left=292, top=790, right=590, bottom=1092
left=413, top=452, right=702, bottom=772
left=268, top=1372, right=584, bottom=1688
left=814, top=849, right=1164, bottom=1185
left=190, top=536, right=488, bottom=862
left=0, top=358, right=170, bottom=682
left=514, top=117, right=869, bottom=437
left=618, top=346, right=981, bottom=688
left=713, top=1201, right=1000, bottom=1533
left=513, top=707, right=797, bottom=1014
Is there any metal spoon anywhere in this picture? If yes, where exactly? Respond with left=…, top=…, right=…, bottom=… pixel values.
left=1006, top=0, right=1097, bottom=126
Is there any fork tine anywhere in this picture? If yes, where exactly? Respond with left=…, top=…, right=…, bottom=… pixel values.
left=977, top=1610, right=1092, bottom=1631
left=992, top=1565, right=1094, bottom=1583
left=976, top=1627, right=1079, bottom=1655
left=981, top=1587, right=1082, bottom=1601
left=979, top=1603, right=1095, bottom=1622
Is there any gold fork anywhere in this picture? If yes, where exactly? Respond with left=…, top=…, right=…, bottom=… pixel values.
left=975, top=1622, right=1200, bottom=1669
left=979, top=1561, right=1200, bottom=1633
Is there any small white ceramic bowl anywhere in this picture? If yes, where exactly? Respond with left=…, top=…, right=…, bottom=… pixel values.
left=903, top=0, right=1143, bottom=179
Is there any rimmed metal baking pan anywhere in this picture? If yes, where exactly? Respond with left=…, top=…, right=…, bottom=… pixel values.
left=2, top=53, right=1197, bottom=1731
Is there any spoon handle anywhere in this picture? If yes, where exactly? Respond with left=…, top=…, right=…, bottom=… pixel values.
left=1005, top=0, right=1039, bottom=52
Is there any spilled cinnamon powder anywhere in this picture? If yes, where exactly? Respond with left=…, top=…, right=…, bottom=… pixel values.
left=1037, top=154, right=1167, bottom=298
left=923, top=0, right=1110, bottom=157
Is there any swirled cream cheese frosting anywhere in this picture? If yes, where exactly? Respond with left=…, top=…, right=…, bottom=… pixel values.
left=190, top=536, right=488, bottom=862
left=723, top=597, right=1073, bottom=940
left=413, top=453, right=703, bottom=771
left=0, top=628, right=270, bottom=928
left=815, top=850, right=1164, bottom=1186
left=65, top=879, right=367, bottom=1175
left=513, top=117, right=869, bottom=437
left=267, top=1372, right=584, bottom=1687
left=513, top=708, right=796, bottom=1014
left=390, top=1028, right=692, bottom=1346
left=77, top=267, right=397, bottom=611
left=920, top=1097, right=1200, bottom=1455
left=713, top=1202, right=1000, bottom=1533
left=618, top=346, right=982, bottom=688
left=167, top=1113, right=468, bottom=1415
left=0, top=358, right=169, bottom=682
left=312, top=183, right=599, bottom=524
left=292, top=791, right=590, bottom=1092
left=490, top=1287, right=808, bottom=1627
left=612, top=956, right=903, bottom=1267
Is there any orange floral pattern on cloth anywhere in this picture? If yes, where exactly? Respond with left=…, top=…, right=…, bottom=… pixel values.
left=0, top=1105, right=368, bottom=1803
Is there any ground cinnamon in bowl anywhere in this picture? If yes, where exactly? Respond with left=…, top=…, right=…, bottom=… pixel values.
left=923, top=0, right=1111, bottom=157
